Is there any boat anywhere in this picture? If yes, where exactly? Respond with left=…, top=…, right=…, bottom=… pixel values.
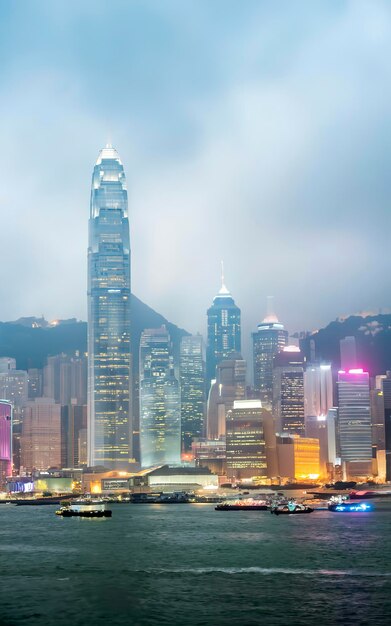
left=270, top=501, right=314, bottom=515
left=215, top=498, right=268, bottom=511
left=328, top=496, right=373, bottom=513
left=55, top=500, right=112, bottom=518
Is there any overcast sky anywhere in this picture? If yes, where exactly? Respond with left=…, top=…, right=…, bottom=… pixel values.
left=0, top=0, right=390, bottom=355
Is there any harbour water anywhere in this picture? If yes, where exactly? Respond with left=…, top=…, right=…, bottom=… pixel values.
left=1, top=502, right=391, bottom=625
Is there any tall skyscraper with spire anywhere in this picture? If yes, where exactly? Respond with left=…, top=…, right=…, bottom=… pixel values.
left=252, top=297, right=288, bottom=407
left=206, top=264, right=241, bottom=390
left=87, top=145, right=132, bottom=469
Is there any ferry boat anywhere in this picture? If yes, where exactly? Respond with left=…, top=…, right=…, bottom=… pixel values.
left=215, top=498, right=269, bottom=511
left=55, top=500, right=112, bottom=518
left=270, top=501, right=314, bottom=515
left=328, top=496, right=373, bottom=513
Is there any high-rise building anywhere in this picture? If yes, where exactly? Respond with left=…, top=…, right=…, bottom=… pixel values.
left=276, top=435, right=320, bottom=481
left=252, top=297, right=288, bottom=407
left=0, top=357, right=16, bottom=373
left=206, top=355, right=246, bottom=439
left=87, top=145, right=132, bottom=469
left=0, top=401, right=12, bottom=489
left=28, top=368, right=43, bottom=399
left=206, top=268, right=241, bottom=390
left=273, top=347, right=305, bottom=435
left=44, top=354, right=87, bottom=405
left=21, top=398, right=62, bottom=472
left=304, top=363, right=333, bottom=419
left=340, top=336, right=357, bottom=370
left=180, top=335, right=205, bottom=453
left=0, top=370, right=28, bottom=411
left=226, top=399, right=269, bottom=480
left=337, top=368, right=372, bottom=479
left=374, top=372, right=391, bottom=481
left=139, top=327, right=181, bottom=468
left=61, top=403, right=88, bottom=468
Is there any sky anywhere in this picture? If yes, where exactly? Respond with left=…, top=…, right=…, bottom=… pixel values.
left=0, top=0, right=390, bottom=356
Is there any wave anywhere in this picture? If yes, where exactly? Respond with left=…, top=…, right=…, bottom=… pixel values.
left=136, top=567, right=391, bottom=577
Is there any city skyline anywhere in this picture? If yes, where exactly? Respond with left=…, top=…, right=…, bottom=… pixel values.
left=0, top=1, right=390, bottom=344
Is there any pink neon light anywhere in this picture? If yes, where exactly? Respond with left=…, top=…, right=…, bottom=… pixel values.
left=348, top=368, right=364, bottom=374
left=338, top=370, right=345, bottom=374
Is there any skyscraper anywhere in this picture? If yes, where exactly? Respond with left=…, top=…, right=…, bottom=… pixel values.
left=304, top=363, right=333, bottom=419
left=180, top=335, right=205, bottom=453
left=21, top=398, right=62, bottom=472
left=273, top=347, right=305, bottom=435
left=206, top=355, right=246, bottom=439
left=337, top=368, right=372, bottom=479
left=252, top=297, right=288, bottom=407
left=226, top=399, right=268, bottom=480
left=206, top=267, right=241, bottom=390
left=87, top=145, right=132, bottom=469
left=0, top=401, right=12, bottom=489
left=139, top=327, right=181, bottom=467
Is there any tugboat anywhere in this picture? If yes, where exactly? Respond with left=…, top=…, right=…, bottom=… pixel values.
left=270, top=500, right=314, bottom=515
left=328, top=495, right=373, bottom=513
left=55, top=500, right=112, bottom=518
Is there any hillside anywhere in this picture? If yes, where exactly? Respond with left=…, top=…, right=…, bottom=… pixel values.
left=300, top=314, right=391, bottom=375
left=0, top=294, right=189, bottom=371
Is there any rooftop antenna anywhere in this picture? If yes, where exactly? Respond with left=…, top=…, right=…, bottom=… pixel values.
left=266, top=295, right=274, bottom=318
left=221, top=260, right=225, bottom=289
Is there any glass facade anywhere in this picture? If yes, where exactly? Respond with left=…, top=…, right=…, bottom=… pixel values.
left=273, top=349, right=305, bottom=435
left=180, top=335, right=205, bottom=452
left=337, top=370, right=372, bottom=463
left=226, top=400, right=267, bottom=480
left=206, top=283, right=241, bottom=390
left=252, top=322, right=287, bottom=407
left=87, top=146, right=132, bottom=469
left=139, top=328, right=181, bottom=467
left=0, top=401, right=12, bottom=489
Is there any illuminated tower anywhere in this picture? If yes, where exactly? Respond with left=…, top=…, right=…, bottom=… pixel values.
left=139, top=327, right=181, bottom=467
left=206, top=264, right=241, bottom=390
left=0, top=401, right=12, bottom=489
left=337, top=368, right=372, bottom=479
left=180, top=335, right=205, bottom=453
left=87, top=145, right=132, bottom=469
left=252, top=297, right=288, bottom=407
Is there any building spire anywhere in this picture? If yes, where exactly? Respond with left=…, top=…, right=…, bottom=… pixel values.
left=218, top=260, right=230, bottom=295
left=263, top=296, right=279, bottom=323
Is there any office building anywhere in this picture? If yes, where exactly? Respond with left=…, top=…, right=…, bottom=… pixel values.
left=374, top=372, right=391, bottom=481
left=61, top=403, right=87, bottom=468
left=0, top=401, right=12, bottom=489
left=337, top=369, right=372, bottom=479
left=206, top=355, right=246, bottom=439
left=0, top=369, right=28, bottom=412
left=226, top=400, right=268, bottom=480
left=139, top=327, right=181, bottom=468
left=252, top=297, right=288, bottom=407
left=21, top=398, right=62, bottom=472
left=192, top=438, right=227, bottom=476
left=276, top=435, right=320, bottom=481
left=273, top=347, right=305, bottom=435
left=44, top=353, right=87, bottom=406
left=206, top=269, right=241, bottom=390
left=340, top=336, right=357, bottom=370
left=28, top=368, right=43, bottom=399
left=0, top=357, right=16, bottom=373
left=304, top=363, right=333, bottom=419
left=180, top=335, right=205, bottom=453
left=87, top=145, right=132, bottom=469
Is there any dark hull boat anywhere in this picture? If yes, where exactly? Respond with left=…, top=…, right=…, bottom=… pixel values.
left=271, top=504, right=314, bottom=515
left=56, top=509, right=112, bottom=518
